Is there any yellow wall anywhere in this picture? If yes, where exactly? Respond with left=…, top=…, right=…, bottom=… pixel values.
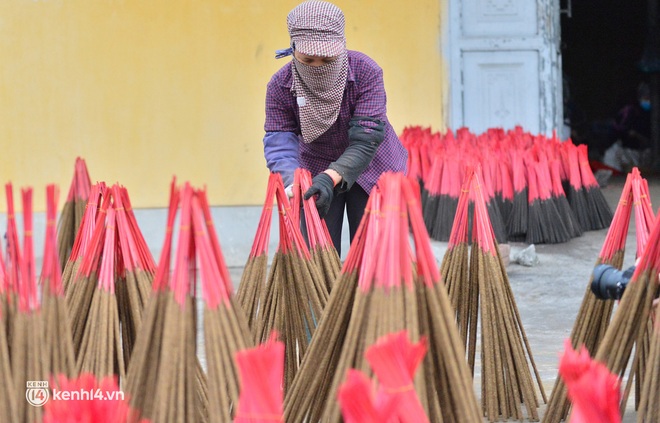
left=0, top=0, right=446, bottom=211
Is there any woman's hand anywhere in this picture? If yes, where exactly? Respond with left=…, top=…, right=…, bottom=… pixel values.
left=303, top=172, right=337, bottom=218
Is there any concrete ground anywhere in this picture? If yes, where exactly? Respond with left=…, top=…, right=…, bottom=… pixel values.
left=224, top=172, right=654, bottom=422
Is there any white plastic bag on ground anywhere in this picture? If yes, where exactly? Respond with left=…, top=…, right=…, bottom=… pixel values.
left=513, top=244, right=539, bottom=267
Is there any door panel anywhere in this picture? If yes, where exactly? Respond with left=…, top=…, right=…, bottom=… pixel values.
left=463, top=51, right=540, bottom=134
left=448, top=0, right=562, bottom=136
left=463, top=0, right=537, bottom=37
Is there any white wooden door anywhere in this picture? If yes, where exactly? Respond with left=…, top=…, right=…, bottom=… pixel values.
left=448, top=0, right=563, bottom=137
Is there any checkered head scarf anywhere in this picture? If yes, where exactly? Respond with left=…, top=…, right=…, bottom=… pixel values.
left=286, top=1, right=348, bottom=143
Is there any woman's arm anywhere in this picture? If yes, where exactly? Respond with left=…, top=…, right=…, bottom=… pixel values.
left=326, top=60, right=388, bottom=191
left=263, top=131, right=300, bottom=187
left=263, top=73, right=300, bottom=186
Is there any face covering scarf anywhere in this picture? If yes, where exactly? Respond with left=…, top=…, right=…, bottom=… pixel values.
left=291, top=52, right=348, bottom=143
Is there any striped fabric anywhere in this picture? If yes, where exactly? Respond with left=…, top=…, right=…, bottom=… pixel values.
left=292, top=54, right=348, bottom=143
left=286, top=0, right=345, bottom=57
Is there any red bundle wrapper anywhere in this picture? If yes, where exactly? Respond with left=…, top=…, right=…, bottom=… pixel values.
left=234, top=333, right=284, bottom=423
left=338, top=370, right=397, bottom=423
left=365, top=331, right=429, bottom=423
left=559, top=339, right=621, bottom=423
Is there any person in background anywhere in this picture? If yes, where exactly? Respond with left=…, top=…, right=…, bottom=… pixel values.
left=262, top=0, right=408, bottom=256
left=612, top=82, right=652, bottom=149
left=602, top=82, right=652, bottom=172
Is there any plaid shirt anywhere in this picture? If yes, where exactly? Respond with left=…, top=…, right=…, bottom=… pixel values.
left=264, top=50, right=408, bottom=193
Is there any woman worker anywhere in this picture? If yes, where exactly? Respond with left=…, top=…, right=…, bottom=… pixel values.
left=263, top=0, right=408, bottom=256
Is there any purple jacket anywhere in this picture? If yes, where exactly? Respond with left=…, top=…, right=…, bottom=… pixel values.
left=263, top=50, right=408, bottom=192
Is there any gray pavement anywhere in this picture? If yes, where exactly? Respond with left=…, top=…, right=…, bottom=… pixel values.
left=226, top=173, right=654, bottom=422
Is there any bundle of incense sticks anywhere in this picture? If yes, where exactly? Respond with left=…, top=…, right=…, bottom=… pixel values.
left=524, top=152, right=572, bottom=244
left=66, top=184, right=112, bottom=355
left=577, top=143, right=614, bottom=230
left=0, top=186, right=17, bottom=422
left=4, top=183, right=22, bottom=349
left=441, top=167, right=545, bottom=421
left=62, top=182, right=105, bottom=296
left=285, top=191, right=378, bottom=423
left=638, top=307, right=660, bottom=421
left=41, top=185, right=76, bottom=379
left=561, top=142, right=613, bottom=231
left=542, top=171, right=637, bottom=423
left=440, top=170, right=476, bottom=370
left=124, top=181, right=209, bottom=423
left=254, top=173, right=328, bottom=393
left=424, top=155, right=463, bottom=243
left=0, top=234, right=16, bottom=422
left=57, top=157, right=91, bottom=271
left=507, top=149, right=529, bottom=241
left=236, top=173, right=277, bottom=330
left=112, top=185, right=155, bottom=364
left=193, top=187, right=253, bottom=422
left=593, top=176, right=660, bottom=419
left=67, top=184, right=156, bottom=380
left=494, top=156, right=515, bottom=227
left=549, top=158, right=583, bottom=239
left=291, top=168, right=341, bottom=292
left=8, top=185, right=47, bottom=423
left=400, top=125, right=433, bottom=185
left=75, top=207, right=126, bottom=380
left=611, top=168, right=655, bottom=413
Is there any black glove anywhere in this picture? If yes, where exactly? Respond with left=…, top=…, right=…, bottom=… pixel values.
left=303, top=173, right=335, bottom=218
left=328, top=116, right=386, bottom=192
